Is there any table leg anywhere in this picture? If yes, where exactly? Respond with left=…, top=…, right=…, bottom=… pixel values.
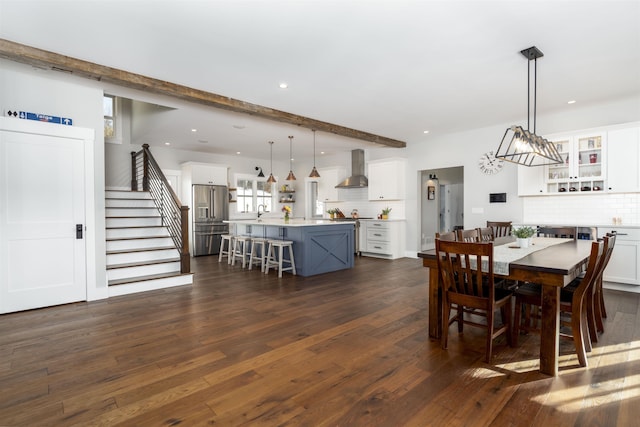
left=428, top=266, right=442, bottom=339
left=540, top=284, right=560, bottom=376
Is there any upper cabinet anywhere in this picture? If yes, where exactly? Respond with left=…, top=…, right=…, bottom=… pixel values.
left=182, top=162, right=228, bottom=186
left=368, top=159, right=406, bottom=200
left=317, top=167, right=346, bottom=202
left=545, top=132, right=606, bottom=194
left=607, top=126, right=640, bottom=193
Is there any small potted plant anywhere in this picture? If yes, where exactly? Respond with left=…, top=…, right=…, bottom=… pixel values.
left=327, top=208, right=336, bottom=219
left=512, top=226, right=535, bottom=248
left=381, top=207, right=392, bottom=220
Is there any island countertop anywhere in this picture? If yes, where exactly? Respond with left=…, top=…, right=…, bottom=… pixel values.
left=225, top=218, right=355, bottom=227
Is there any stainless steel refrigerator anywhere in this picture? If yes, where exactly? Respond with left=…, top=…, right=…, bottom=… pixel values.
left=192, top=184, right=229, bottom=256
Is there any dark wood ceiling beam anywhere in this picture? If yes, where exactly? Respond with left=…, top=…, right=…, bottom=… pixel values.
left=0, top=38, right=406, bottom=148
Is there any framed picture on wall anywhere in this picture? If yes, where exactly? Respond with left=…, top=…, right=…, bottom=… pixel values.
left=427, top=185, right=435, bottom=200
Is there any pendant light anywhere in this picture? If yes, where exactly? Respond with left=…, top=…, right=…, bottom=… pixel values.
left=286, top=135, right=296, bottom=181
left=255, top=166, right=265, bottom=178
left=309, top=129, right=321, bottom=178
left=495, top=46, right=563, bottom=167
left=266, top=141, right=276, bottom=183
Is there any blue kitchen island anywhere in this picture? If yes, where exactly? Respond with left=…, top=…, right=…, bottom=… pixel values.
left=227, top=219, right=355, bottom=277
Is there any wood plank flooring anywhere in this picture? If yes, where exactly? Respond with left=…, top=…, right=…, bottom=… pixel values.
left=2, top=255, right=640, bottom=426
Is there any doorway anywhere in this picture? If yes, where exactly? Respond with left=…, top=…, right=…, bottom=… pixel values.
left=419, top=166, right=464, bottom=250
left=0, top=118, right=91, bottom=313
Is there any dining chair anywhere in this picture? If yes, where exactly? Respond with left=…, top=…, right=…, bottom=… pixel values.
left=512, top=239, right=605, bottom=367
left=477, top=227, right=494, bottom=242
left=588, top=232, right=616, bottom=337
left=486, top=221, right=512, bottom=238
left=537, top=226, right=578, bottom=239
left=436, top=239, right=513, bottom=363
left=595, top=232, right=617, bottom=327
left=435, top=231, right=457, bottom=241
left=456, top=228, right=480, bottom=242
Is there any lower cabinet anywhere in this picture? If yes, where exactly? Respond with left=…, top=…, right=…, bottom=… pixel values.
left=359, top=220, right=405, bottom=259
left=599, top=227, right=640, bottom=286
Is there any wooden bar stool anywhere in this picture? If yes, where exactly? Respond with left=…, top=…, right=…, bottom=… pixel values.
left=265, top=240, right=297, bottom=278
left=218, top=234, right=234, bottom=264
left=249, top=238, right=268, bottom=272
left=231, top=235, right=252, bottom=268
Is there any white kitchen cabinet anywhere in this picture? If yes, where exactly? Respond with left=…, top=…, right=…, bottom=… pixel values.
left=360, top=220, right=405, bottom=259
left=182, top=162, right=228, bottom=185
left=599, top=227, right=640, bottom=286
left=517, top=165, right=546, bottom=195
left=607, top=126, right=640, bottom=193
left=545, top=132, right=606, bottom=194
left=317, top=167, right=345, bottom=202
left=368, top=159, right=406, bottom=200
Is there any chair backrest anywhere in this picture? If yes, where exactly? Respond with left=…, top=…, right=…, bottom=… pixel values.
left=477, top=227, right=494, bottom=242
left=487, top=221, right=512, bottom=238
left=571, top=240, right=605, bottom=308
left=456, top=228, right=480, bottom=242
left=537, top=226, right=578, bottom=240
left=435, top=231, right=457, bottom=241
left=599, top=232, right=617, bottom=277
left=436, top=240, right=495, bottom=299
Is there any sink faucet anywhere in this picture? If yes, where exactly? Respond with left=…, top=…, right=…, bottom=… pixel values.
left=257, top=204, right=267, bottom=218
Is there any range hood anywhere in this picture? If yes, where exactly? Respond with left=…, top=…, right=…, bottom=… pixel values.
left=336, top=149, right=368, bottom=188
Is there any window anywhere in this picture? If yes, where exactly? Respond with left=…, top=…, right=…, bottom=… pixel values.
left=235, top=175, right=273, bottom=213
left=309, top=181, right=323, bottom=219
left=103, top=95, right=115, bottom=138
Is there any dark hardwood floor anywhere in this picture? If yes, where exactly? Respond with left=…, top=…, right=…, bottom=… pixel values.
left=2, top=255, right=640, bottom=426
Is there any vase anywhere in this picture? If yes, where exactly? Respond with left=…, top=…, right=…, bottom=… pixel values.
left=381, top=214, right=388, bottom=220
left=284, top=215, right=290, bottom=223
left=517, top=238, right=530, bottom=248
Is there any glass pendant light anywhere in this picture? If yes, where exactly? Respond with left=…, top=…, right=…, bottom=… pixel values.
left=286, top=135, right=296, bottom=180
left=266, top=141, right=277, bottom=183
left=309, top=129, right=321, bottom=178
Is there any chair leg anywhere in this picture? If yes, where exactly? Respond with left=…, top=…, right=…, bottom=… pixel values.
left=442, top=299, right=450, bottom=350
left=485, top=307, right=494, bottom=363
left=504, top=299, right=513, bottom=347
left=586, top=292, right=599, bottom=344
left=571, top=305, right=588, bottom=367
left=599, top=278, right=608, bottom=319
left=457, top=305, right=463, bottom=333
left=513, top=298, right=522, bottom=347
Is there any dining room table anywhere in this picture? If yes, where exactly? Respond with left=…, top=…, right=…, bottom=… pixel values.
left=418, top=236, right=593, bottom=376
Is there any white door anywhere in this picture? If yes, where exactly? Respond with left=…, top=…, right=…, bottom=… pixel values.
left=0, top=123, right=87, bottom=313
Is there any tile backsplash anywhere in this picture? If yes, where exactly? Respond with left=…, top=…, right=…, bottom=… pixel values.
left=324, top=187, right=406, bottom=219
left=523, top=193, right=640, bottom=226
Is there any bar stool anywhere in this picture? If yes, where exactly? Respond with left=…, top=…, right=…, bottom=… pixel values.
left=218, top=234, right=234, bottom=264
left=231, top=235, right=252, bottom=268
left=265, top=240, right=297, bottom=278
left=249, top=238, right=268, bottom=272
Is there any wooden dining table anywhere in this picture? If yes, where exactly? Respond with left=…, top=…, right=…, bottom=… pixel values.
left=418, top=236, right=592, bottom=376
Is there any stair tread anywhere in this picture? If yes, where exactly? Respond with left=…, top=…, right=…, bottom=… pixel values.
left=107, top=257, right=181, bottom=270
left=106, top=206, right=157, bottom=209
left=108, top=272, right=188, bottom=286
left=106, top=246, right=177, bottom=255
left=106, top=215, right=161, bottom=219
left=106, top=225, right=166, bottom=230
left=106, top=235, right=171, bottom=242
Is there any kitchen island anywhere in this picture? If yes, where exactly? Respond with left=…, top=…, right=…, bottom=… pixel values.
left=226, top=219, right=355, bottom=277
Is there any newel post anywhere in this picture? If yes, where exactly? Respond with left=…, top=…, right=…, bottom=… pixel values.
left=180, top=205, right=190, bottom=273
left=130, top=151, right=138, bottom=191
left=142, top=143, right=150, bottom=191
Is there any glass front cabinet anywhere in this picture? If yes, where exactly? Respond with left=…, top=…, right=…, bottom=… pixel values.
left=545, top=132, right=606, bottom=194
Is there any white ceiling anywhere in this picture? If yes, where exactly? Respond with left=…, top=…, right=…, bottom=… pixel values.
left=1, top=0, right=639, bottom=161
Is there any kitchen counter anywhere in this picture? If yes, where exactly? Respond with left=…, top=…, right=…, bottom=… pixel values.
left=227, top=219, right=354, bottom=277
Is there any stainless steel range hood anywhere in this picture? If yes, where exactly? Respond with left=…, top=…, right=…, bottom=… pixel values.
left=335, top=149, right=368, bottom=188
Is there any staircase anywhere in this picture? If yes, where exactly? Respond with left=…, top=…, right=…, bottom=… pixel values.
left=106, top=189, right=192, bottom=297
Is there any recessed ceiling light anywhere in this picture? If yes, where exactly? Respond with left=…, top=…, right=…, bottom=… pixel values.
left=423, top=130, right=430, bottom=134
left=232, top=124, right=245, bottom=129
left=279, top=83, right=288, bottom=89
left=164, top=142, right=171, bottom=146
left=567, top=100, right=576, bottom=104
left=320, top=151, right=325, bottom=155
left=198, top=140, right=208, bottom=144
left=191, top=128, right=197, bottom=132
left=236, top=151, right=241, bottom=155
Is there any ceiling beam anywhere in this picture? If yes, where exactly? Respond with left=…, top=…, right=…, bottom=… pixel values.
left=0, top=38, right=406, bottom=148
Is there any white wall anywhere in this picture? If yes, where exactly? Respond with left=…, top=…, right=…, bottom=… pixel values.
left=0, top=59, right=107, bottom=300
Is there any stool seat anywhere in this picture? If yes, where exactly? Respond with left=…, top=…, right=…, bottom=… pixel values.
left=265, top=240, right=297, bottom=278
left=231, top=235, right=252, bottom=268
left=218, top=234, right=234, bottom=264
left=249, top=238, right=269, bottom=272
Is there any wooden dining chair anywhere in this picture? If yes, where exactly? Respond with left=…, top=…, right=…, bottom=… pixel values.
left=588, top=232, right=616, bottom=337
left=512, top=239, right=605, bottom=367
left=537, top=226, right=578, bottom=240
left=456, top=228, right=480, bottom=242
left=436, top=239, right=513, bottom=363
left=435, top=231, right=457, bottom=241
left=486, top=221, right=512, bottom=238
left=477, top=227, right=494, bottom=242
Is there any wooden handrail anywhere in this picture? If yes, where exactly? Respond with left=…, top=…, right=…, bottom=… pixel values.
left=131, top=144, right=190, bottom=274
